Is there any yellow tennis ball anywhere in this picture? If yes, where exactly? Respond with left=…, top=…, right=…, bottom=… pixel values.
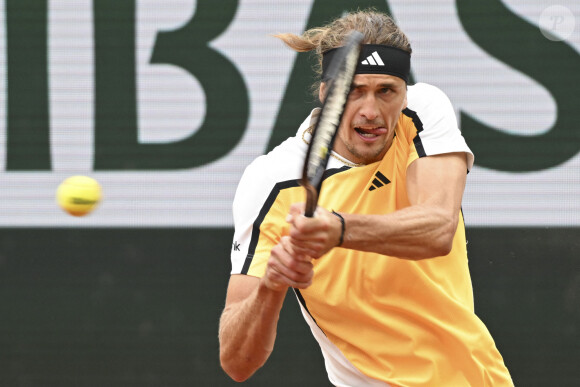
left=56, top=176, right=102, bottom=217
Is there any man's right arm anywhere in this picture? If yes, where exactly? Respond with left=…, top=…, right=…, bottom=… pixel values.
left=219, top=275, right=286, bottom=382
left=219, top=237, right=314, bottom=382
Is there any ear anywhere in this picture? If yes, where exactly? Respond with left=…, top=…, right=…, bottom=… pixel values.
left=402, top=94, right=408, bottom=110
left=319, top=82, right=327, bottom=103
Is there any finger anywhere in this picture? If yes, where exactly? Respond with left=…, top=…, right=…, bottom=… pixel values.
left=289, top=226, right=329, bottom=248
left=298, top=213, right=333, bottom=235
left=289, top=203, right=305, bottom=216
left=289, top=216, right=315, bottom=241
left=266, top=259, right=313, bottom=288
left=279, top=236, right=312, bottom=262
left=286, top=204, right=306, bottom=227
left=271, top=250, right=314, bottom=277
left=273, top=241, right=314, bottom=273
left=286, top=243, right=313, bottom=257
left=287, top=237, right=324, bottom=258
left=263, top=268, right=312, bottom=291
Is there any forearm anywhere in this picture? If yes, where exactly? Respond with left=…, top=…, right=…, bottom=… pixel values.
left=341, top=204, right=457, bottom=259
left=219, top=280, right=287, bottom=382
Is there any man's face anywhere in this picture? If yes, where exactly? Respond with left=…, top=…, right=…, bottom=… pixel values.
left=320, top=74, right=407, bottom=165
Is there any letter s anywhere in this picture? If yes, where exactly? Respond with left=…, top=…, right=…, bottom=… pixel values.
left=457, top=0, right=580, bottom=171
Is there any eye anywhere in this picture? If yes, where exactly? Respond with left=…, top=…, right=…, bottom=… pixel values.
left=379, top=87, right=391, bottom=94
left=348, top=87, right=362, bottom=98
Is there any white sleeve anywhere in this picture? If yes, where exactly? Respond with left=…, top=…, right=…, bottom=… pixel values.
left=230, top=156, right=272, bottom=275
left=407, top=83, right=474, bottom=170
left=229, top=123, right=309, bottom=275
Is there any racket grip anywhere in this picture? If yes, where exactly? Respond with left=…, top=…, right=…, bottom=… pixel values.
left=304, top=184, right=318, bottom=218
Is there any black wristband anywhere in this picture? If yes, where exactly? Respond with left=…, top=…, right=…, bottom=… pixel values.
left=331, top=210, right=345, bottom=247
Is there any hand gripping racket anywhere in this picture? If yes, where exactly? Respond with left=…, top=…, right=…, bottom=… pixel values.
left=302, top=31, right=363, bottom=217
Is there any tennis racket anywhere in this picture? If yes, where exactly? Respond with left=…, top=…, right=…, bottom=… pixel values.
left=302, top=31, right=363, bottom=217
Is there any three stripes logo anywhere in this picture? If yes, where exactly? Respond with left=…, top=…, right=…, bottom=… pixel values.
left=369, top=171, right=390, bottom=191
left=361, top=51, right=385, bottom=66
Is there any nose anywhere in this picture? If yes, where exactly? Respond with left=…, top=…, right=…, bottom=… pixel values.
left=358, top=94, right=379, bottom=121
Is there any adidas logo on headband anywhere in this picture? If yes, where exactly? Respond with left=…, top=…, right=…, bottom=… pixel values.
left=361, top=51, right=385, bottom=66
left=322, top=44, right=411, bottom=83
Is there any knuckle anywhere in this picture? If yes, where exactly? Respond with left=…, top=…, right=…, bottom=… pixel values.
left=271, top=244, right=282, bottom=255
left=286, top=257, right=302, bottom=271
left=295, top=279, right=312, bottom=289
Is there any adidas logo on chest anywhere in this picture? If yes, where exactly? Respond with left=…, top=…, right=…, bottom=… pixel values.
left=369, top=171, right=391, bottom=191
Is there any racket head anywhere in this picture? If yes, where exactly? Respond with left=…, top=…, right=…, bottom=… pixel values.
left=301, top=31, right=363, bottom=217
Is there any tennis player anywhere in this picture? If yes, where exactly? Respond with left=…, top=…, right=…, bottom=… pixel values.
left=219, top=9, right=513, bottom=386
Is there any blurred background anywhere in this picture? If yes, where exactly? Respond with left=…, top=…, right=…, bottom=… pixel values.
left=0, top=0, right=578, bottom=385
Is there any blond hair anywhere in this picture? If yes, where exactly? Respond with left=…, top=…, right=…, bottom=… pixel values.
left=274, top=9, right=411, bottom=94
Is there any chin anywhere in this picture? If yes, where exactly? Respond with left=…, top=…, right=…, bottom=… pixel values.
left=352, top=151, right=382, bottom=165
left=357, top=145, right=388, bottom=163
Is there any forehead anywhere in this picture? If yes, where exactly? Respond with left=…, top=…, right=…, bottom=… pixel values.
left=352, top=73, right=405, bottom=88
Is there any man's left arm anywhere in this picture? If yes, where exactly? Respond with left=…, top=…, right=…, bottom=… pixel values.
left=288, top=152, right=468, bottom=260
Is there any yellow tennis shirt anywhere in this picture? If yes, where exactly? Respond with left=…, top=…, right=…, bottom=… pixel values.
left=230, top=83, right=513, bottom=386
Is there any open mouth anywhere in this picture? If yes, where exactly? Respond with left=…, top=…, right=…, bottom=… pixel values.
left=354, top=127, right=387, bottom=139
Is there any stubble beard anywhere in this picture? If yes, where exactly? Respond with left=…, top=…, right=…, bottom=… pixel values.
left=344, top=137, right=390, bottom=165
